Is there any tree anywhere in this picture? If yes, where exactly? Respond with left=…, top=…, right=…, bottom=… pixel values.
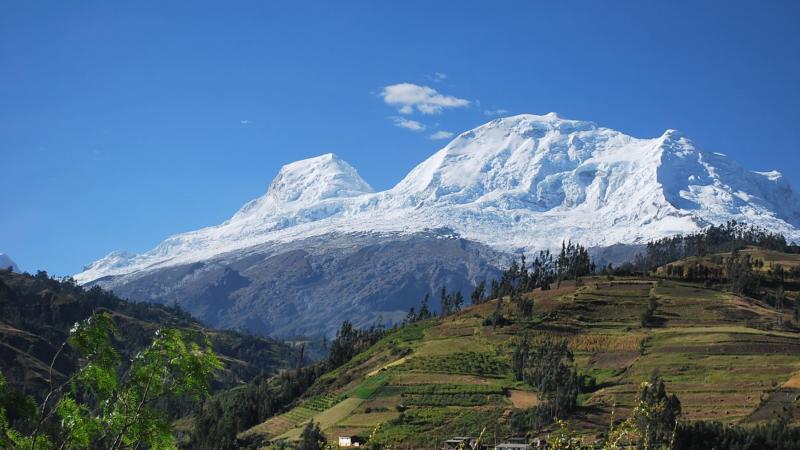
left=439, top=288, right=465, bottom=317
left=298, top=421, right=326, bottom=450
left=549, top=420, right=583, bottom=450
left=641, top=293, right=658, bottom=327
left=404, top=307, right=416, bottom=325
left=418, top=294, right=432, bottom=321
left=516, top=336, right=580, bottom=419
left=794, top=293, right=800, bottom=323
left=635, top=371, right=682, bottom=449
left=491, top=295, right=505, bottom=328
left=0, top=312, right=221, bottom=450
left=471, top=281, right=486, bottom=305
left=604, top=373, right=681, bottom=450
left=775, top=285, right=785, bottom=310
left=513, top=289, right=534, bottom=319
left=440, top=287, right=450, bottom=316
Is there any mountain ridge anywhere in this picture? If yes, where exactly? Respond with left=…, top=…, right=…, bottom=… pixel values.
left=76, top=113, right=800, bottom=285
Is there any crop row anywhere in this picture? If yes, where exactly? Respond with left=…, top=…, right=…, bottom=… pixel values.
left=397, top=383, right=504, bottom=395
left=303, top=393, right=342, bottom=412
left=401, top=393, right=504, bottom=407
left=401, top=352, right=509, bottom=377
left=283, top=406, right=316, bottom=423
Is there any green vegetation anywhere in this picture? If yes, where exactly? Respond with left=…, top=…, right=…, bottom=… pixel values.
left=0, top=270, right=296, bottom=400
left=400, top=352, right=509, bottom=377
left=351, top=372, right=391, bottom=399
left=0, top=312, right=220, bottom=449
left=297, top=421, right=326, bottom=450
left=6, top=223, right=800, bottom=449
left=192, top=320, right=385, bottom=450
left=235, top=238, right=800, bottom=448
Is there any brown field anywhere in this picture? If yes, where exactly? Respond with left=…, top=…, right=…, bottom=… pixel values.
left=508, top=389, right=540, bottom=408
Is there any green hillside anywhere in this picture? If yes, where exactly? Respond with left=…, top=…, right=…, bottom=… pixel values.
left=240, top=269, right=800, bottom=447
left=0, top=270, right=298, bottom=400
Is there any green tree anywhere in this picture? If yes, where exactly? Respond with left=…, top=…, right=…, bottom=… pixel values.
left=775, top=284, right=785, bottom=310
left=634, top=372, right=681, bottom=449
left=470, top=281, right=486, bottom=305
left=0, top=312, right=221, bottom=450
left=298, top=421, right=326, bottom=450
left=604, top=373, right=681, bottom=450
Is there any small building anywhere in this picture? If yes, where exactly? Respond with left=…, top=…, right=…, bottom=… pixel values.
left=338, top=436, right=363, bottom=447
left=494, top=443, right=533, bottom=450
left=444, top=437, right=473, bottom=449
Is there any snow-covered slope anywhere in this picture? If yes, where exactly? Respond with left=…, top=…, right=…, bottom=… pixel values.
left=76, top=113, right=800, bottom=284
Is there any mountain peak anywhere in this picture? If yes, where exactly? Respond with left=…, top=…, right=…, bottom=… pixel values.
left=75, top=113, right=800, bottom=284
left=266, top=153, right=374, bottom=204
left=230, top=153, right=375, bottom=221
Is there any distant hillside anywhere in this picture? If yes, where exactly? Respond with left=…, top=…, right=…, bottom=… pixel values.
left=0, top=269, right=297, bottom=401
left=232, top=252, right=800, bottom=448
left=84, top=230, right=506, bottom=337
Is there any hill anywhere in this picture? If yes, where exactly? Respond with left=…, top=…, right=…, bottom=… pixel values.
left=0, top=269, right=298, bottom=402
left=235, top=257, right=800, bottom=447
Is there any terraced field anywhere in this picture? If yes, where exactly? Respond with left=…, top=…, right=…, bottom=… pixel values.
left=241, top=277, right=800, bottom=448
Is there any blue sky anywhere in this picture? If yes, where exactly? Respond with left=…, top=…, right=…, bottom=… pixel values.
left=2, top=1, right=800, bottom=275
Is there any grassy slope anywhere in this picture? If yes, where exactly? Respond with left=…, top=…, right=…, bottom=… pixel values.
left=0, top=271, right=296, bottom=397
left=242, top=274, right=800, bottom=448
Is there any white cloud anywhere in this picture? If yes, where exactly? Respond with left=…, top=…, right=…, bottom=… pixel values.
left=240, top=119, right=252, bottom=124
left=381, top=83, right=470, bottom=115
left=391, top=116, right=426, bottom=131
left=430, top=130, right=454, bottom=140
left=433, top=72, right=447, bottom=82
left=483, top=109, right=510, bottom=117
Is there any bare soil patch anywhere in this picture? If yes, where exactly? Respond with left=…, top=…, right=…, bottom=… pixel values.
left=588, top=351, right=639, bottom=369
left=508, top=389, right=540, bottom=408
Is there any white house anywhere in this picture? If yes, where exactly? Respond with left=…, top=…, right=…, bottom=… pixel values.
left=339, top=436, right=361, bottom=447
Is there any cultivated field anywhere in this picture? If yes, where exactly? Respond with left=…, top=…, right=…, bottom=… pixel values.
left=241, top=275, right=800, bottom=448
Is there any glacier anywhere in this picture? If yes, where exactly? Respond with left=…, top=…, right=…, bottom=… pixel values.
left=76, top=113, right=800, bottom=285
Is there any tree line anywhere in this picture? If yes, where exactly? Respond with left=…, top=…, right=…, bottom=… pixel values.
left=404, top=241, right=594, bottom=326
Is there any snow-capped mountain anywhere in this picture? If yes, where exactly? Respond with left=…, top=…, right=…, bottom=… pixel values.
left=77, top=113, right=800, bottom=285
left=73, top=113, right=800, bottom=336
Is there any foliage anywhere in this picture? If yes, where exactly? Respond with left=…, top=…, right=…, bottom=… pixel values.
left=638, top=221, right=789, bottom=271
left=297, top=421, right=326, bottom=450
left=603, top=372, right=681, bottom=450
left=327, top=321, right=385, bottom=369
left=401, top=352, right=509, bottom=377
left=725, top=251, right=762, bottom=297
left=513, top=336, right=580, bottom=420
left=673, top=419, right=800, bottom=450
left=549, top=419, right=583, bottom=450
left=191, top=320, right=384, bottom=449
left=0, top=312, right=221, bottom=450
left=641, top=292, right=658, bottom=327
left=470, top=280, right=486, bottom=305
left=0, top=270, right=295, bottom=401
left=439, top=287, right=465, bottom=317
left=191, top=365, right=321, bottom=450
